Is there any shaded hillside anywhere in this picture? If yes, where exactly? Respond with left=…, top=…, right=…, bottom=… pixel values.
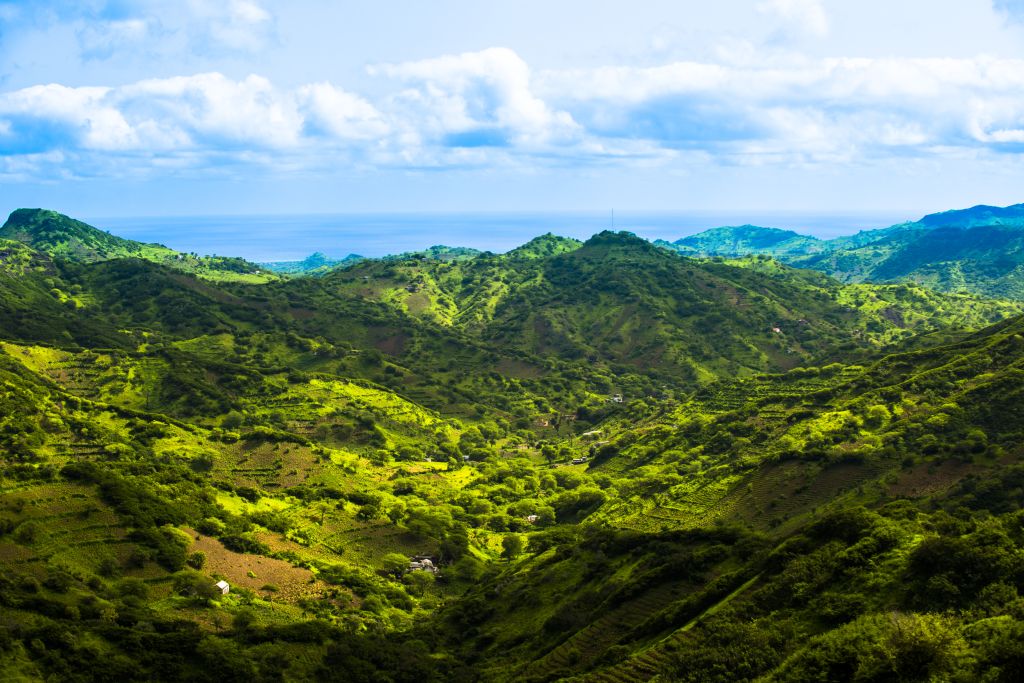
left=658, top=203, right=1024, bottom=300
left=793, top=224, right=1024, bottom=299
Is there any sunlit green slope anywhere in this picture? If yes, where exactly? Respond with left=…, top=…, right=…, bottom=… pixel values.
left=1, top=209, right=277, bottom=284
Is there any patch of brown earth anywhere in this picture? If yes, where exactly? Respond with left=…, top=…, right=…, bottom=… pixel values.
left=887, top=460, right=978, bottom=497
left=188, top=532, right=327, bottom=603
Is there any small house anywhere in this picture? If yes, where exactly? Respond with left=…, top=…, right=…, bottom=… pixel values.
left=610, top=394, right=624, bottom=403
left=525, top=514, right=539, bottom=524
left=571, top=456, right=589, bottom=465
left=215, top=580, right=230, bottom=595
left=409, top=556, right=437, bottom=573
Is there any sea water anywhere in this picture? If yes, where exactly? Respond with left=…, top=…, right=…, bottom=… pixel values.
left=85, top=210, right=915, bottom=262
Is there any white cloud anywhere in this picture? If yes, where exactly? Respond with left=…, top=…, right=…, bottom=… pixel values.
left=758, top=0, right=829, bottom=39
left=0, top=84, right=139, bottom=150
left=372, top=47, right=580, bottom=149
left=0, top=71, right=390, bottom=174
left=297, top=83, right=389, bottom=140
left=0, top=1, right=276, bottom=58
left=6, top=48, right=1024, bottom=178
left=123, top=73, right=302, bottom=148
left=537, top=55, right=1024, bottom=161
left=78, top=18, right=151, bottom=60
left=185, top=0, right=273, bottom=52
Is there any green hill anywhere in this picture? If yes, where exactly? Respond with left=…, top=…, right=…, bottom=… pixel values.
left=1, top=209, right=277, bottom=283
left=260, top=252, right=364, bottom=276
left=914, top=202, right=1024, bottom=229
left=505, top=233, right=583, bottom=259
left=791, top=224, right=1024, bottom=299
left=660, top=203, right=1024, bottom=300
left=439, top=309, right=1024, bottom=682
left=4, top=209, right=1024, bottom=681
left=1, top=208, right=147, bottom=261
left=323, top=230, right=1021, bottom=385
left=666, top=224, right=825, bottom=257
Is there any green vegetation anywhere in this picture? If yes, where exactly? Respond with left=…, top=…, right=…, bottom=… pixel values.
left=659, top=202, right=1024, bottom=301
left=261, top=252, right=364, bottom=276
left=658, top=224, right=825, bottom=258
left=1, top=209, right=278, bottom=284
left=4, top=207, right=1024, bottom=681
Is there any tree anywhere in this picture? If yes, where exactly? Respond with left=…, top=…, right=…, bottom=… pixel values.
left=381, top=552, right=409, bottom=579
left=186, top=551, right=206, bottom=570
left=501, top=534, right=524, bottom=562
left=172, top=570, right=221, bottom=601
left=404, top=570, right=435, bottom=597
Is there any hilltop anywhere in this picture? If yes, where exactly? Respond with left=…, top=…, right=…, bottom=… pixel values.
left=0, top=209, right=277, bottom=284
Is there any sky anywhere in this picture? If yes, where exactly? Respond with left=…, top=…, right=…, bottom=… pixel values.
left=3, top=1, right=1024, bottom=219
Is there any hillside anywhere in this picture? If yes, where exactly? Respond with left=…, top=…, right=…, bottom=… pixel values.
left=914, top=202, right=1024, bottom=229
left=661, top=224, right=824, bottom=258
left=3, top=209, right=1024, bottom=681
left=323, top=231, right=1021, bottom=385
left=792, top=224, right=1024, bottom=299
left=661, top=203, right=1024, bottom=300
left=0, top=209, right=277, bottom=284
left=441, top=311, right=1024, bottom=682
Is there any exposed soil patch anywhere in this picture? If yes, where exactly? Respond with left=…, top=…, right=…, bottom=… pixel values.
left=373, top=331, right=408, bottom=356
left=187, top=531, right=327, bottom=603
left=887, top=460, right=978, bottom=497
left=880, top=307, right=907, bottom=328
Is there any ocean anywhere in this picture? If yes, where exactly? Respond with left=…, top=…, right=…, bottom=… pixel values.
left=85, top=210, right=917, bottom=262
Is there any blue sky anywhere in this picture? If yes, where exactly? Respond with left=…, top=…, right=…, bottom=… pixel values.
left=3, top=1, right=1024, bottom=217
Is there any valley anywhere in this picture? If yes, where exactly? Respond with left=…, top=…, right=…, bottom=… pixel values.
left=3, top=208, right=1024, bottom=682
